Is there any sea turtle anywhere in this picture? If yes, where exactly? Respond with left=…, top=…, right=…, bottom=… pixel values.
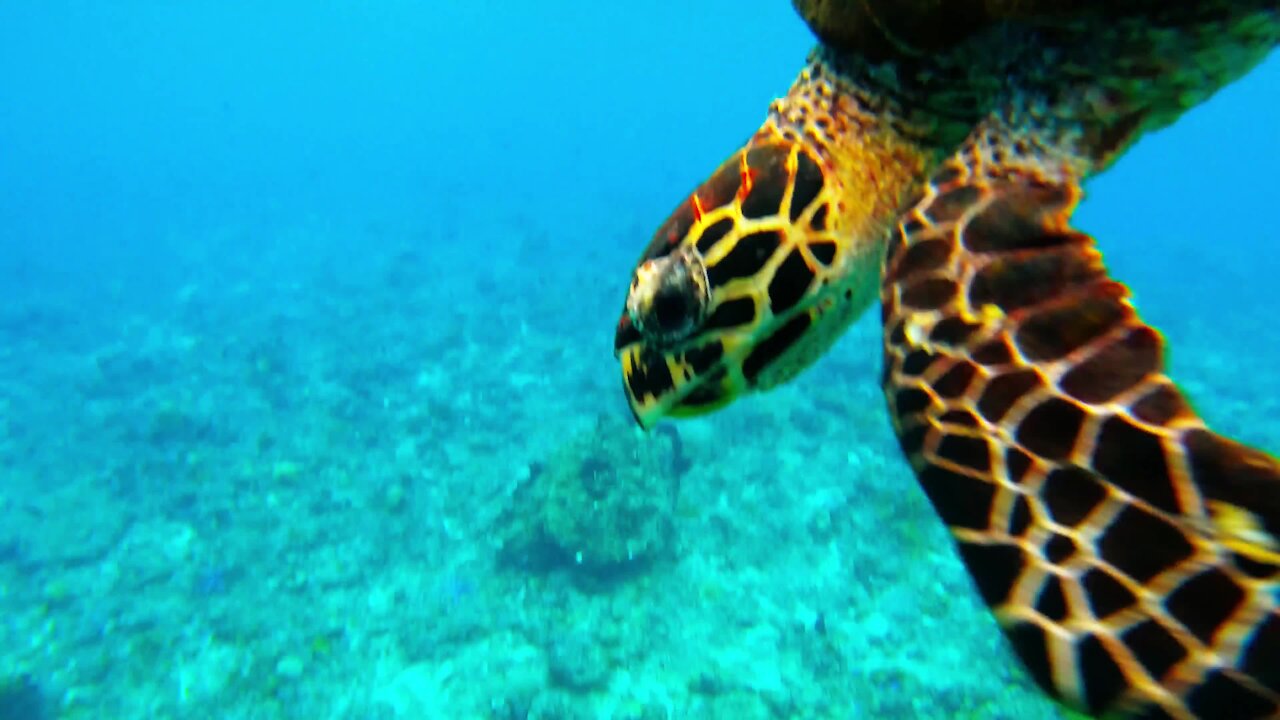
left=612, top=2, right=1280, bottom=718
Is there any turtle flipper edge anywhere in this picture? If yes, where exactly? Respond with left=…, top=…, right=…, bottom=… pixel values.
left=880, top=121, right=1280, bottom=719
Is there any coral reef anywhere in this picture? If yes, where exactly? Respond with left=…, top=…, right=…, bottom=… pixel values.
left=495, top=413, right=684, bottom=580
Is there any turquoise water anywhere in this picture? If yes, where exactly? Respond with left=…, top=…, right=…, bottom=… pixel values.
left=1, top=3, right=1277, bottom=718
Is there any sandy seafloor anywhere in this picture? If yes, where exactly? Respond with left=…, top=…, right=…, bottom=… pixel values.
left=2, top=196, right=1279, bottom=720
left=2, top=5, right=1280, bottom=720
left=0, top=214, right=1071, bottom=720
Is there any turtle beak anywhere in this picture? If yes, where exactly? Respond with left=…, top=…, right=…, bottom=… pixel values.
left=616, top=327, right=740, bottom=430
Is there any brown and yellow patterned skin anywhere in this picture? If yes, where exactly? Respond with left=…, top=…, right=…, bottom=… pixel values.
left=614, top=1, right=1280, bottom=718
left=884, top=125, right=1280, bottom=718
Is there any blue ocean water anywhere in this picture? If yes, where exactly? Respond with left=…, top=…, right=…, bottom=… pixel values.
left=0, top=3, right=1276, bottom=718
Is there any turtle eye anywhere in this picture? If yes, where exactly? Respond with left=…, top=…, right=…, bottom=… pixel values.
left=653, top=286, right=692, bottom=332
left=626, top=248, right=711, bottom=345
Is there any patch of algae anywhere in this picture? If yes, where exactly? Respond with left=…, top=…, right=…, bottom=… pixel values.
left=496, top=412, right=682, bottom=580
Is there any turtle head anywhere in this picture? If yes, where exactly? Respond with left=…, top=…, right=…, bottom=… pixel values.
left=614, top=54, right=938, bottom=430
left=615, top=137, right=879, bottom=429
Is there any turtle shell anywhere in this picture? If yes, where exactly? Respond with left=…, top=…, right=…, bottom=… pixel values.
left=791, top=0, right=1173, bottom=60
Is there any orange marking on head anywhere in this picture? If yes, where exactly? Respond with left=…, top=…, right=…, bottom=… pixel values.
left=737, top=151, right=755, bottom=201
left=692, top=193, right=705, bottom=223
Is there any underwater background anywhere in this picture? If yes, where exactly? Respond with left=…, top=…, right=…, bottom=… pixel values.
left=1, top=2, right=1277, bottom=718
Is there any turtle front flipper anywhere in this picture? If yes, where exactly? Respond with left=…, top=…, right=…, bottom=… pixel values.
left=881, top=124, right=1280, bottom=718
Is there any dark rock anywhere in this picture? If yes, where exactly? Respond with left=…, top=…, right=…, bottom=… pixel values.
left=0, top=675, right=47, bottom=720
